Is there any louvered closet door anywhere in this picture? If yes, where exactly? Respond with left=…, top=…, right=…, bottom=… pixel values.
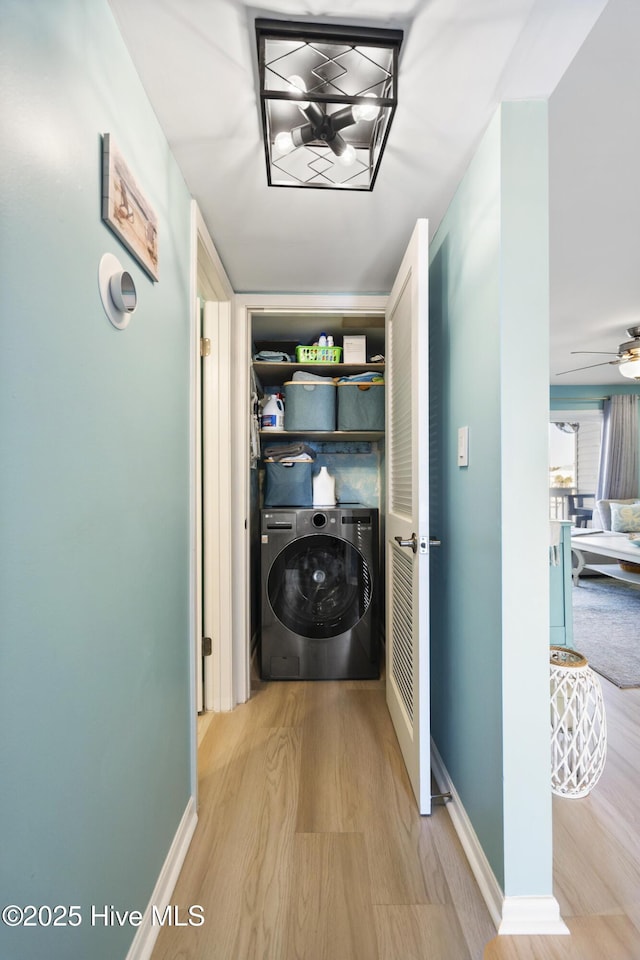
left=385, top=220, right=431, bottom=815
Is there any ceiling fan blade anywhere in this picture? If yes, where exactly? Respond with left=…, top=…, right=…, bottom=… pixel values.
left=556, top=359, right=619, bottom=375
left=570, top=350, right=620, bottom=356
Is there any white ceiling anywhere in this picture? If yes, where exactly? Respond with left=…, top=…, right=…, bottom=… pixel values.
left=108, top=0, right=640, bottom=385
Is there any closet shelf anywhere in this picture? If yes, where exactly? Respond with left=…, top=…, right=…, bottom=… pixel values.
left=259, top=430, right=384, bottom=442
left=253, top=361, right=384, bottom=387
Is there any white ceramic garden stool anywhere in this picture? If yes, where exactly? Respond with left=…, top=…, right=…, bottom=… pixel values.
left=550, top=646, right=607, bottom=798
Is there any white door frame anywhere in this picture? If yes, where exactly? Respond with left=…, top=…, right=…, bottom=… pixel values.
left=189, top=203, right=234, bottom=788
left=233, top=293, right=388, bottom=705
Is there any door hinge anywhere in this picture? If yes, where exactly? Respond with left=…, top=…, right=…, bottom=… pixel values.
left=200, top=337, right=211, bottom=357
left=202, top=636, right=212, bottom=657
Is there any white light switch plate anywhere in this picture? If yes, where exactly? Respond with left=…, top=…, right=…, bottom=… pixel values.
left=458, top=426, right=469, bottom=467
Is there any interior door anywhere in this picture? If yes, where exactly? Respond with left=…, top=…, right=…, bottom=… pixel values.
left=201, top=301, right=219, bottom=711
left=201, top=300, right=233, bottom=712
left=195, top=297, right=204, bottom=713
left=385, top=219, right=432, bottom=815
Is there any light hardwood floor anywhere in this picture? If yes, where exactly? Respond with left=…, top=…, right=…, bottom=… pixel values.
left=485, top=678, right=640, bottom=960
left=152, top=673, right=640, bottom=960
left=152, top=672, right=495, bottom=960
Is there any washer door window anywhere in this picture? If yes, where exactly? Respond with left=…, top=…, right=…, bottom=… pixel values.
left=268, top=534, right=372, bottom=639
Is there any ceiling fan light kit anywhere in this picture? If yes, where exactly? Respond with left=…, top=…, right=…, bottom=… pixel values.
left=255, top=18, right=402, bottom=191
left=557, top=325, right=640, bottom=380
left=619, top=356, right=640, bottom=380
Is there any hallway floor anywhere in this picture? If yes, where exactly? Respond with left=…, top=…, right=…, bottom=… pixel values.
left=150, top=671, right=640, bottom=960
left=151, top=673, right=496, bottom=960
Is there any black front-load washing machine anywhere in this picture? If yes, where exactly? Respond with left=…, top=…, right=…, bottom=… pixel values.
left=260, top=506, right=379, bottom=680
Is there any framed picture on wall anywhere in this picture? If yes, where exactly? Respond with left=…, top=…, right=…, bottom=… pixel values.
left=101, top=133, right=159, bottom=281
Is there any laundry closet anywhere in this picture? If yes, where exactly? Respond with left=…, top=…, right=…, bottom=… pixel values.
left=248, top=310, right=387, bottom=680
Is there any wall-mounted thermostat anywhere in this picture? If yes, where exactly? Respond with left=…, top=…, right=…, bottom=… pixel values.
left=98, top=252, right=138, bottom=329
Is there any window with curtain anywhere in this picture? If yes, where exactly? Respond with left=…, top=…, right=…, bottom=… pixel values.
left=549, top=411, right=603, bottom=521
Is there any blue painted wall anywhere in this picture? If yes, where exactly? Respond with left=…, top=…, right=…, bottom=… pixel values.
left=0, top=3, right=192, bottom=958
left=429, top=102, right=553, bottom=897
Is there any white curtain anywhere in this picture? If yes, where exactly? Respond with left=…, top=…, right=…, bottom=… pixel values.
left=595, top=393, right=639, bottom=500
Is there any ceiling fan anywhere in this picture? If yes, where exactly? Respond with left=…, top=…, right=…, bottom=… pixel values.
left=556, top=325, right=640, bottom=380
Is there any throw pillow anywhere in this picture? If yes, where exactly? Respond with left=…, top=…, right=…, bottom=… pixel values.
left=610, top=501, right=640, bottom=533
left=596, top=497, right=639, bottom=530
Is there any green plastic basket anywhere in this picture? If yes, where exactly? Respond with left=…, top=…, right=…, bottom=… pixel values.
left=295, top=344, right=342, bottom=363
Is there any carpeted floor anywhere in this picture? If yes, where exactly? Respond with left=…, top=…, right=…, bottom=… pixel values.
left=571, top=575, right=640, bottom=688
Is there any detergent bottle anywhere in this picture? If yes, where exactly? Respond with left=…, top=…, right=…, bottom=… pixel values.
left=260, top=394, right=284, bottom=431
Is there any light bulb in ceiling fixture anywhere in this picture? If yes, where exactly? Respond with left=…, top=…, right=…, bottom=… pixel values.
left=287, top=75, right=309, bottom=109
left=274, top=130, right=294, bottom=154
left=337, top=144, right=357, bottom=166
left=352, top=93, right=380, bottom=123
left=619, top=356, right=640, bottom=379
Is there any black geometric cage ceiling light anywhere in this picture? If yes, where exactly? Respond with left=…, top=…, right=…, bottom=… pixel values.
left=255, top=18, right=403, bottom=191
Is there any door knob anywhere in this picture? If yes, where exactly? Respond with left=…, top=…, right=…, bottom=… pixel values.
left=394, top=533, right=418, bottom=554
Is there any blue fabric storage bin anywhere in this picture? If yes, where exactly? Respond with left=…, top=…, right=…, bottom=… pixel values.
left=337, top=382, right=385, bottom=431
left=284, top=380, right=336, bottom=431
left=264, top=461, right=313, bottom=506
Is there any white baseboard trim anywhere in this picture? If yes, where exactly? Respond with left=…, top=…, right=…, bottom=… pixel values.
left=125, top=795, right=198, bottom=960
left=430, top=740, right=504, bottom=930
left=499, top=896, right=570, bottom=935
left=430, top=740, right=569, bottom=937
